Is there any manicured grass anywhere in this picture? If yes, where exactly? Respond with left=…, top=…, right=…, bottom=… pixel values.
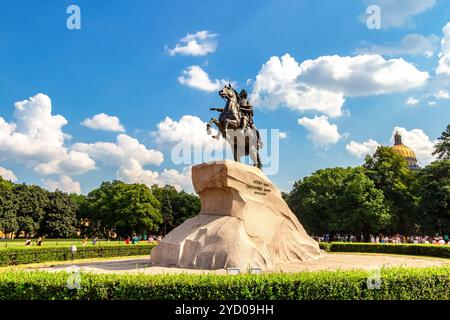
left=0, top=238, right=150, bottom=248
left=0, top=243, right=156, bottom=266
left=0, top=266, right=449, bottom=300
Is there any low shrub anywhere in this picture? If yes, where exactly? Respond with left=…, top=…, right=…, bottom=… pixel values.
left=0, top=244, right=156, bottom=266
left=0, top=267, right=449, bottom=300
left=319, top=242, right=450, bottom=258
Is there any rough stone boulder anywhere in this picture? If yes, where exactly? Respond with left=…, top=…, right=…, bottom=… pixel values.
left=150, top=160, right=322, bottom=270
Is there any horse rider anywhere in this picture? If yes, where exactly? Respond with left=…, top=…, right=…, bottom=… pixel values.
left=238, top=89, right=261, bottom=148
left=238, top=89, right=253, bottom=130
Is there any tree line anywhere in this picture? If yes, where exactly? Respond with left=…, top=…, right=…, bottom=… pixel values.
left=0, top=179, right=200, bottom=239
left=1, top=125, right=449, bottom=240
left=285, top=125, right=450, bottom=239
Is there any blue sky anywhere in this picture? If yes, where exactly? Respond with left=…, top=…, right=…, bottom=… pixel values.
left=0, top=0, right=449, bottom=194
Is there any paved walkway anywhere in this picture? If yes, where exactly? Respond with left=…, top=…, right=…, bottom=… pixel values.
left=36, top=253, right=450, bottom=274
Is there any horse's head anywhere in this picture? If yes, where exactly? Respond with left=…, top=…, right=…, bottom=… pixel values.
left=219, top=83, right=237, bottom=101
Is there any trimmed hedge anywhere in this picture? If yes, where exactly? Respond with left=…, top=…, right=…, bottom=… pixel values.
left=319, top=242, right=450, bottom=258
left=0, top=267, right=449, bottom=300
left=0, top=244, right=156, bottom=266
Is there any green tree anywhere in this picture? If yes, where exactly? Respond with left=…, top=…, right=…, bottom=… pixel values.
left=364, top=146, right=415, bottom=233
left=433, top=124, right=450, bottom=160
left=83, top=181, right=122, bottom=237
left=70, top=193, right=88, bottom=236
left=112, top=183, right=162, bottom=236
left=0, top=177, right=18, bottom=236
left=414, top=160, right=450, bottom=234
left=151, top=185, right=200, bottom=232
left=40, top=191, right=77, bottom=238
left=151, top=185, right=175, bottom=236
left=84, top=181, right=162, bottom=238
left=171, top=191, right=200, bottom=227
left=13, top=184, right=49, bottom=236
left=287, top=167, right=391, bottom=239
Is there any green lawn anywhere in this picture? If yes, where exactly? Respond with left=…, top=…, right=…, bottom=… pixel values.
left=0, top=238, right=154, bottom=248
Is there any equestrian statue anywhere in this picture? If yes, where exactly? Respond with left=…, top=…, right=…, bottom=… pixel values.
left=206, top=84, right=262, bottom=169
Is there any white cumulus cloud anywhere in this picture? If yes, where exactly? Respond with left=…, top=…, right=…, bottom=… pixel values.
left=81, top=113, right=125, bottom=132
left=116, top=160, right=192, bottom=192
left=346, top=139, right=380, bottom=158
left=167, top=30, right=218, bottom=56
left=73, top=134, right=164, bottom=169
left=159, top=167, right=192, bottom=192
left=278, top=131, right=288, bottom=140
left=178, top=65, right=232, bottom=92
left=0, top=93, right=95, bottom=176
left=355, top=34, right=439, bottom=57
left=153, top=115, right=224, bottom=149
left=298, top=115, right=341, bottom=148
left=406, top=96, right=420, bottom=105
left=0, top=94, right=68, bottom=163
left=33, top=151, right=96, bottom=176
left=42, top=175, right=81, bottom=194
left=0, top=167, right=17, bottom=182
left=410, top=22, right=450, bottom=106
left=116, top=158, right=161, bottom=187
left=250, top=53, right=428, bottom=118
left=152, top=115, right=227, bottom=166
left=117, top=163, right=193, bottom=192
left=250, top=54, right=345, bottom=118
left=299, top=55, right=429, bottom=96
left=437, top=22, right=450, bottom=76
left=433, top=89, right=450, bottom=99
left=73, top=134, right=166, bottom=188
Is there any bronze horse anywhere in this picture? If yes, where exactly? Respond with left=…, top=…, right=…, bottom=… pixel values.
left=207, top=84, right=262, bottom=169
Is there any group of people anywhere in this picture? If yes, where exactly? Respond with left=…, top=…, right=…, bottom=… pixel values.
left=370, top=234, right=449, bottom=245
left=147, top=235, right=163, bottom=243
left=315, top=233, right=450, bottom=245
left=81, top=236, right=98, bottom=246
left=24, top=235, right=43, bottom=246
left=20, top=234, right=164, bottom=246
left=123, top=233, right=140, bottom=245
left=122, top=234, right=162, bottom=245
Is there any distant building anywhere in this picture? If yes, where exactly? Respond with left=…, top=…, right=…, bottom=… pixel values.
left=391, top=131, right=420, bottom=170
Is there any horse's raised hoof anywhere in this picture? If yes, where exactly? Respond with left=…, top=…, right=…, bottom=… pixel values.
left=206, top=125, right=212, bottom=135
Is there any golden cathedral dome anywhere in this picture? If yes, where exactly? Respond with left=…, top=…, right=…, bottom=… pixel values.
left=392, top=143, right=416, bottom=159
left=391, top=131, right=420, bottom=170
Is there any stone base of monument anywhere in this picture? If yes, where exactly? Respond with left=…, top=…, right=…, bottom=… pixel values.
left=150, top=160, right=323, bottom=270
